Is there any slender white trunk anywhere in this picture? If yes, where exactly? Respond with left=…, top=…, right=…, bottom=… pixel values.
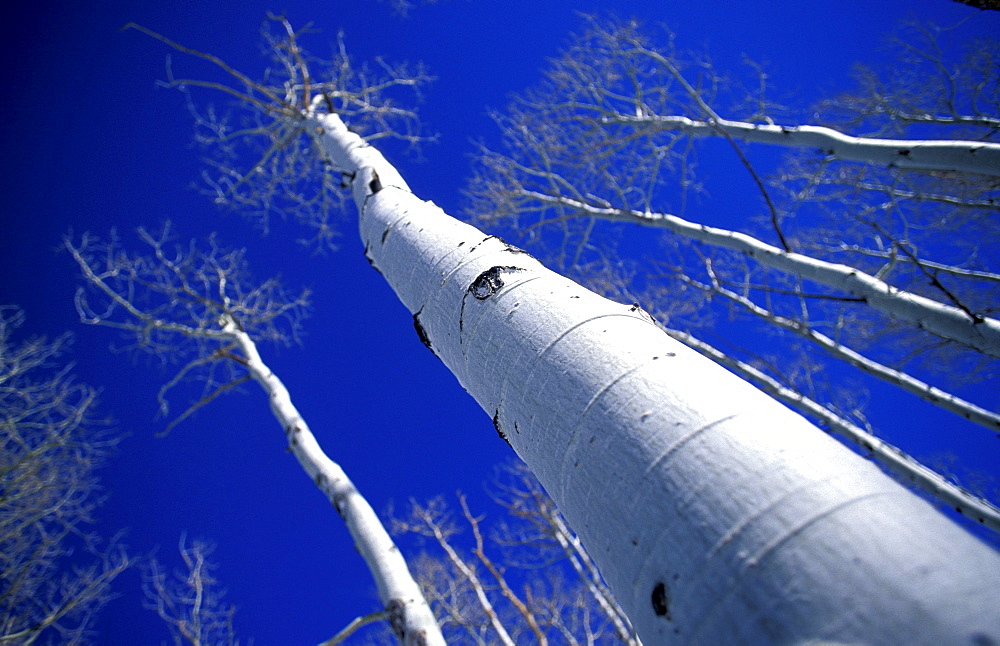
left=222, top=319, right=443, bottom=646
left=705, top=277, right=1000, bottom=433
left=619, top=114, right=1000, bottom=177
left=310, top=111, right=1000, bottom=645
left=522, top=191, right=1000, bottom=358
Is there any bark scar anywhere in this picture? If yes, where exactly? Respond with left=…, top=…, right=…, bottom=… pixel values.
left=369, top=169, right=383, bottom=194
left=652, top=581, right=672, bottom=620
left=413, top=310, right=434, bottom=354
left=469, top=266, right=524, bottom=300
left=493, top=409, right=511, bottom=447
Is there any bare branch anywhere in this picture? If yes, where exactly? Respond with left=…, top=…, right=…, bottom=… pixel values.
left=67, top=227, right=442, bottom=644
left=318, top=610, right=389, bottom=646
left=510, top=191, right=1000, bottom=357
left=64, top=223, right=310, bottom=429
left=683, top=266, right=1000, bottom=433
left=129, top=17, right=434, bottom=250
left=143, top=535, right=241, bottom=646
left=0, top=308, right=131, bottom=644
left=397, top=499, right=516, bottom=646
left=394, top=473, right=640, bottom=645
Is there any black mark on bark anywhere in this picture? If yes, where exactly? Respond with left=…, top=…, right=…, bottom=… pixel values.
left=490, top=234, right=529, bottom=255
left=386, top=599, right=407, bottom=642
left=332, top=492, right=347, bottom=518
left=460, top=266, right=525, bottom=338
left=466, top=235, right=530, bottom=256
left=493, top=409, right=511, bottom=447
left=652, top=581, right=671, bottom=620
left=369, top=169, right=383, bottom=194
left=413, top=310, right=433, bottom=354
left=469, top=266, right=523, bottom=300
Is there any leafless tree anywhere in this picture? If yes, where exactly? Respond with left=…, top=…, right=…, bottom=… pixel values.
left=144, top=535, right=242, bottom=646
left=128, top=14, right=434, bottom=250
left=65, top=224, right=309, bottom=433
left=124, top=15, right=1000, bottom=643
left=65, top=225, right=443, bottom=644
left=468, top=16, right=1000, bottom=532
left=389, top=463, right=639, bottom=645
left=774, top=20, right=999, bottom=359
left=139, top=466, right=638, bottom=646
left=0, top=308, right=130, bottom=645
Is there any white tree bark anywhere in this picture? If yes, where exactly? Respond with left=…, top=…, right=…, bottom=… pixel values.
left=613, top=114, right=1000, bottom=177
left=520, top=191, right=1000, bottom=358
left=697, top=274, right=1000, bottom=433
left=221, top=319, right=443, bottom=646
left=66, top=228, right=444, bottom=645
left=663, top=327, right=1000, bottom=534
left=310, top=110, right=1000, bottom=645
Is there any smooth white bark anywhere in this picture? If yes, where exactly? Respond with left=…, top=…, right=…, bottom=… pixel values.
left=616, top=114, right=1000, bottom=177
left=664, top=327, right=1000, bottom=534
left=311, top=111, right=1000, bottom=645
left=222, top=318, right=443, bottom=646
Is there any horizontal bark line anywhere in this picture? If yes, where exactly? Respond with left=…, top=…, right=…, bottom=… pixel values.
left=666, top=327, right=1000, bottom=532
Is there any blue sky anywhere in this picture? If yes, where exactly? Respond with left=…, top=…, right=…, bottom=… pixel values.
left=1, top=1, right=997, bottom=643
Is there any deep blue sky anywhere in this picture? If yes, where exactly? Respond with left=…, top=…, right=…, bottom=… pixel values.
left=1, top=1, right=997, bottom=643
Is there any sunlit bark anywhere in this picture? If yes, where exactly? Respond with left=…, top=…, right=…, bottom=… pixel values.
left=609, top=114, right=1000, bottom=176
left=310, top=108, right=1000, bottom=644
left=131, top=18, right=1000, bottom=644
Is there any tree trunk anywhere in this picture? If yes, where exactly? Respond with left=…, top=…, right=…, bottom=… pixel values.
left=310, top=111, right=1000, bottom=645
left=224, top=319, right=443, bottom=646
